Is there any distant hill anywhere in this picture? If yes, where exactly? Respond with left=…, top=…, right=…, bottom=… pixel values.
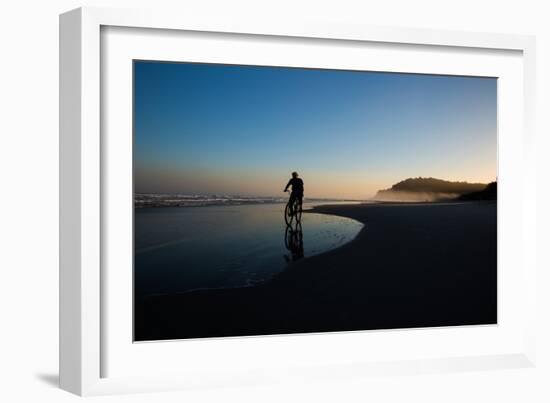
left=457, top=182, right=497, bottom=201
left=373, top=177, right=488, bottom=202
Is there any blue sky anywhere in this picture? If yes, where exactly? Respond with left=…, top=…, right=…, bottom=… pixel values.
left=134, top=61, right=496, bottom=199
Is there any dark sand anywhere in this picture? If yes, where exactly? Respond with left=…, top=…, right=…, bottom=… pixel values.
left=135, top=201, right=497, bottom=341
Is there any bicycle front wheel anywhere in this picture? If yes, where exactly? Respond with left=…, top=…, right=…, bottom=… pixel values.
left=284, top=202, right=294, bottom=226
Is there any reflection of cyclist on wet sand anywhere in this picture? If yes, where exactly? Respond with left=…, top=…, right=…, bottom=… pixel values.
left=284, top=223, right=304, bottom=262
left=284, top=171, right=304, bottom=216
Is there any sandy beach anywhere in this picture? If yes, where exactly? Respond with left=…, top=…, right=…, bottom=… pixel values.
left=135, top=201, right=497, bottom=341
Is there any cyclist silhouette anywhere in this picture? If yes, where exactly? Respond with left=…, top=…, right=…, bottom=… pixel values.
left=284, top=171, right=304, bottom=216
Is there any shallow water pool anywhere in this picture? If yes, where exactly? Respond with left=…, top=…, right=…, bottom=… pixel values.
left=134, top=202, right=363, bottom=298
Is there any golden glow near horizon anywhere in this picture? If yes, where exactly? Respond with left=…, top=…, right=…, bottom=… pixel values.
left=135, top=164, right=496, bottom=200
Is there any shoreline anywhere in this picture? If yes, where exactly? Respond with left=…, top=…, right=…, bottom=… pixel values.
left=134, top=198, right=365, bottom=209
left=135, top=201, right=497, bottom=341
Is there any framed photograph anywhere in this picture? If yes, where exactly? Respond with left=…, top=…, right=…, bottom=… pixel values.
left=60, top=7, right=537, bottom=396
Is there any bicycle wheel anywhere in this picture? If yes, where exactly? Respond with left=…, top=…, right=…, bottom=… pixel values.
left=294, top=200, right=302, bottom=223
left=284, top=202, right=294, bottom=226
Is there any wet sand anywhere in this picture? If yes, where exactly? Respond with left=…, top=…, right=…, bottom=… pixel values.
left=135, top=201, right=497, bottom=341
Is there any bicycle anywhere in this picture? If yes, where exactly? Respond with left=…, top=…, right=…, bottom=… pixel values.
left=284, top=190, right=302, bottom=227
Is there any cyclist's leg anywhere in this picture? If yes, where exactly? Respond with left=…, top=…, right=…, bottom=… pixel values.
left=289, top=192, right=297, bottom=215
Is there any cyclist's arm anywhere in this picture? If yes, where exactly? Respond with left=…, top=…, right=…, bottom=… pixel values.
left=284, top=179, right=292, bottom=192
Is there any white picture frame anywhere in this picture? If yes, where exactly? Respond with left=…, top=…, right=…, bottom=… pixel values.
left=59, top=6, right=537, bottom=396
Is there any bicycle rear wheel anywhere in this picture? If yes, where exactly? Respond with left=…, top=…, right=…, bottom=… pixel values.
left=295, top=200, right=302, bottom=223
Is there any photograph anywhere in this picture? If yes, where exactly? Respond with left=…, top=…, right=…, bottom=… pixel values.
left=133, top=60, right=497, bottom=342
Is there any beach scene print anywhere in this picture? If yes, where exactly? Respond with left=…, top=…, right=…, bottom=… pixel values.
left=133, top=61, right=497, bottom=341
